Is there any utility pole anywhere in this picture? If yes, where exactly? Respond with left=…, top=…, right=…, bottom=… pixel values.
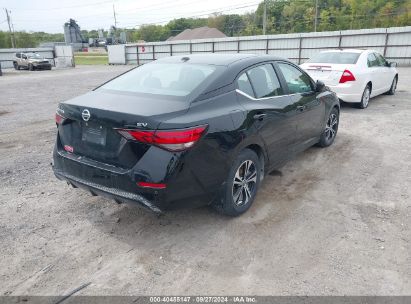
left=4, top=8, right=16, bottom=48
left=262, top=0, right=267, bottom=35
left=113, top=4, right=117, bottom=28
left=314, top=0, right=319, bottom=32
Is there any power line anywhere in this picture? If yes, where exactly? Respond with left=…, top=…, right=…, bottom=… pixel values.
left=120, top=2, right=260, bottom=28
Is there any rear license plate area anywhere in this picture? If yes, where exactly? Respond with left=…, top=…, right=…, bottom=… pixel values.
left=82, top=122, right=107, bottom=146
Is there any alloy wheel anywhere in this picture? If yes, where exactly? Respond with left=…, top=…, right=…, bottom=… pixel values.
left=362, top=87, right=370, bottom=108
left=325, top=113, right=338, bottom=141
left=232, top=160, right=257, bottom=206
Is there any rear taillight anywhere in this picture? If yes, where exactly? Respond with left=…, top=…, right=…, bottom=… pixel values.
left=117, top=125, right=208, bottom=152
left=55, top=113, right=65, bottom=124
left=339, top=70, right=356, bottom=83
left=137, top=182, right=166, bottom=189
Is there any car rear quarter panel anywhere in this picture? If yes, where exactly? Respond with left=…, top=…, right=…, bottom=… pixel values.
left=158, top=89, right=264, bottom=201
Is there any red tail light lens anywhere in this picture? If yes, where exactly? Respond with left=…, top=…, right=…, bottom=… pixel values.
left=339, top=70, right=356, bottom=83
left=117, top=125, right=208, bottom=152
left=137, top=182, right=166, bottom=189
left=55, top=113, right=65, bottom=124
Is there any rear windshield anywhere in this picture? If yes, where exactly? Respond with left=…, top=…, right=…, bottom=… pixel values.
left=99, top=63, right=217, bottom=97
left=307, top=52, right=361, bottom=64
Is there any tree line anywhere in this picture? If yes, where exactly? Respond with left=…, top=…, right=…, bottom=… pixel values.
left=0, top=0, right=409, bottom=48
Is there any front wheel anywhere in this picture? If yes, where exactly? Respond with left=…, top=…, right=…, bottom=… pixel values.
left=386, top=76, right=397, bottom=95
left=318, top=107, right=339, bottom=147
left=213, top=149, right=261, bottom=216
left=13, top=62, right=19, bottom=70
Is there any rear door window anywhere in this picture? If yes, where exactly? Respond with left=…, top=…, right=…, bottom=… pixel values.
left=246, top=64, right=283, bottom=98
left=237, top=73, right=255, bottom=97
left=277, top=63, right=313, bottom=94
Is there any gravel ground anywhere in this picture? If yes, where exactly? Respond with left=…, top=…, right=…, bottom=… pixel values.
left=0, top=65, right=410, bottom=296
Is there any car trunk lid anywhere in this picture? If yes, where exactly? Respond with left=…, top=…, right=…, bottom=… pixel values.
left=56, top=90, right=189, bottom=169
left=302, top=63, right=356, bottom=86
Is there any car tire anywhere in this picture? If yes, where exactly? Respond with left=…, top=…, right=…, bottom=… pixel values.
left=213, top=149, right=261, bottom=216
left=28, top=64, right=34, bottom=71
left=13, top=62, right=19, bottom=70
left=358, top=85, right=371, bottom=109
left=386, top=76, right=397, bottom=95
left=317, top=107, right=339, bottom=148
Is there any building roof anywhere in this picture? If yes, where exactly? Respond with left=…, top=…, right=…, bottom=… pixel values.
left=167, top=27, right=227, bottom=41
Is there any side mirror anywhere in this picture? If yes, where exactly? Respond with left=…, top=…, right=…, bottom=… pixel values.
left=389, top=62, right=397, bottom=68
left=315, top=80, right=325, bottom=92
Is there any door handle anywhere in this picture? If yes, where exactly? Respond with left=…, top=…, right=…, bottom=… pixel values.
left=253, top=113, right=266, bottom=121
left=296, top=105, right=305, bottom=112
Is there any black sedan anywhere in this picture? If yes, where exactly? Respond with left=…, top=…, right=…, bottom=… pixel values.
left=53, top=54, right=340, bottom=216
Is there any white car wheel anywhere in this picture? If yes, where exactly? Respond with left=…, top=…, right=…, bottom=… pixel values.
left=359, top=85, right=371, bottom=109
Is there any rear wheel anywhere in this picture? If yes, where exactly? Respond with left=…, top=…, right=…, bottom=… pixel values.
left=318, top=107, right=339, bottom=147
left=213, top=149, right=261, bottom=216
left=386, top=76, right=397, bottom=95
left=13, top=62, right=19, bottom=70
left=358, top=85, right=371, bottom=109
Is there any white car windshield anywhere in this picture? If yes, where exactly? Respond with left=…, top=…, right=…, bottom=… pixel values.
left=307, top=52, right=361, bottom=64
left=27, top=53, right=42, bottom=59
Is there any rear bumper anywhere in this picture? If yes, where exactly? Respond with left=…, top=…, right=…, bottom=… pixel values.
left=327, top=83, right=364, bottom=103
left=52, top=142, right=219, bottom=212
left=54, top=168, right=162, bottom=213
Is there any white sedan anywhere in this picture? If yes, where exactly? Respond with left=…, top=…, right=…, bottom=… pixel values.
left=300, top=49, right=398, bottom=109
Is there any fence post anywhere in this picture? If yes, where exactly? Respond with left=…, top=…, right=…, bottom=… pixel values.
left=383, top=29, right=389, bottom=56
left=266, top=38, right=269, bottom=54
left=136, top=45, right=139, bottom=66
left=237, top=40, right=240, bottom=53
left=212, top=41, right=215, bottom=53
left=338, top=31, right=342, bottom=49
left=298, top=37, right=303, bottom=64
left=152, top=45, right=155, bottom=61
left=190, top=41, right=192, bottom=54
left=170, top=44, right=173, bottom=56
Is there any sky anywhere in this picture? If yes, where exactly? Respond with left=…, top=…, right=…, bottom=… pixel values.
left=0, top=0, right=260, bottom=33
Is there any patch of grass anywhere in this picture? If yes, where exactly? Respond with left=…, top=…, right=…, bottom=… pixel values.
left=74, top=55, right=108, bottom=65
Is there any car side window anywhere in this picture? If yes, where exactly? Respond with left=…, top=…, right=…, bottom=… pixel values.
left=367, top=53, right=379, bottom=67
left=375, top=53, right=388, bottom=67
left=22, top=54, right=27, bottom=59
left=246, top=64, right=283, bottom=98
left=237, top=72, right=255, bottom=97
left=16, top=53, right=21, bottom=58
left=277, top=63, right=312, bottom=94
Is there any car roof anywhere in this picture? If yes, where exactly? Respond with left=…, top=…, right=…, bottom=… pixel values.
left=319, top=49, right=378, bottom=54
left=156, top=54, right=284, bottom=66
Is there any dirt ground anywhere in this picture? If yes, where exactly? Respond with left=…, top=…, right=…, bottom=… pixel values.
left=0, top=65, right=410, bottom=296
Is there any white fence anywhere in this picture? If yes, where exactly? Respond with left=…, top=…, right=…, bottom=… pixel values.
left=109, top=26, right=411, bottom=66
left=0, top=45, right=74, bottom=69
